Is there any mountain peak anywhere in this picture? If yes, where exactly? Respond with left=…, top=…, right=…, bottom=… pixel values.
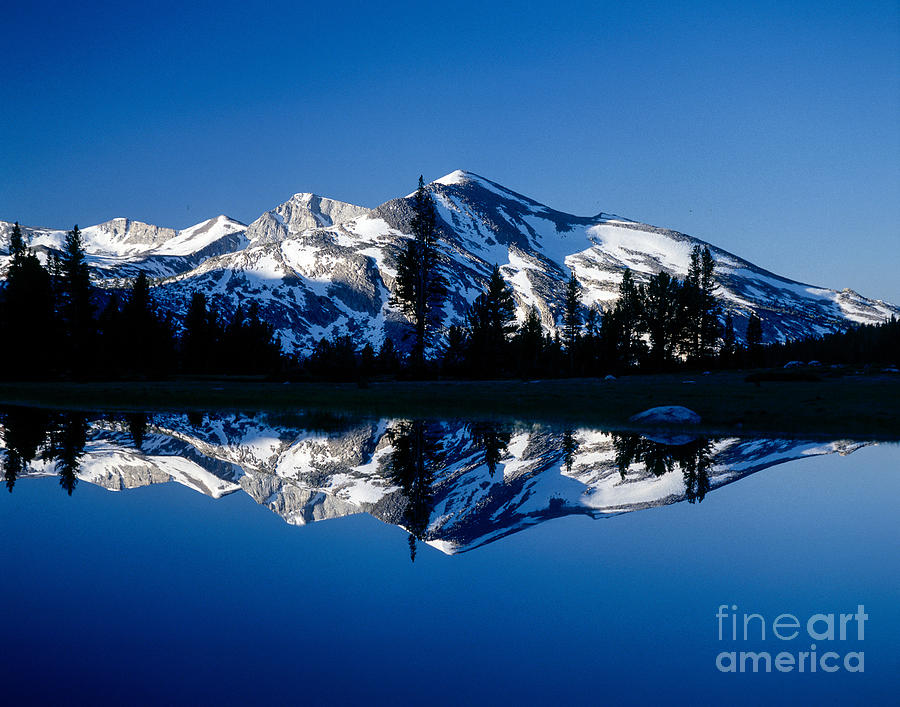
left=287, top=192, right=320, bottom=203
left=433, top=169, right=472, bottom=186
left=214, top=214, right=244, bottom=225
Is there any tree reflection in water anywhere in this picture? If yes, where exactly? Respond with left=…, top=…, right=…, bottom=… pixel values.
left=1, top=407, right=718, bottom=513
left=562, top=430, right=577, bottom=473
left=612, top=433, right=714, bottom=503
left=43, top=413, right=89, bottom=496
left=386, top=420, right=445, bottom=562
left=126, top=412, right=149, bottom=451
left=468, top=421, right=511, bottom=478
left=1, top=408, right=90, bottom=495
left=1, top=407, right=53, bottom=492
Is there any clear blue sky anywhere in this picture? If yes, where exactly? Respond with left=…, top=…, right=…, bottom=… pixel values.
left=3, top=1, right=898, bottom=303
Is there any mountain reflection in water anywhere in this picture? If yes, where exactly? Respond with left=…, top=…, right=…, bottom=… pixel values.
left=0, top=407, right=870, bottom=557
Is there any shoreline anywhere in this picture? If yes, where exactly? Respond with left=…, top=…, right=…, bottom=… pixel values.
left=1, top=371, right=898, bottom=440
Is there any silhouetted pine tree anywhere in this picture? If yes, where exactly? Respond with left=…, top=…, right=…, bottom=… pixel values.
left=8, top=221, right=26, bottom=260
left=181, top=292, right=216, bottom=373
left=746, top=313, right=763, bottom=365
left=97, top=294, right=125, bottom=376
left=122, top=271, right=175, bottom=376
left=359, top=343, right=376, bottom=382
left=698, top=246, right=721, bottom=359
left=562, top=272, right=581, bottom=359
left=59, top=226, right=95, bottom=375
left=376, top=336, right=401, bottom=376
left=391, top=176, right=446, bottom=374
left=641, top=271, right=681, bottom=370
left=581, top=305, right=601, bottom=367
left=680, top=246, right=705, bottom=359
left=441, top=323, right=469, bottom=377
left=720, top=313, right=736, bottom=367
left=468, top=265, right=516, bottom=376
left=2, top=223, right=57, bottom=377
left=514, top=306, right=544, bottom=378
left=241, top=301, right=281, bottom=373
left=304, top=330, right=359, bottom=381
left=598, top=306, right=625, bottom=374
left=614, top=268, right=645, bottom=368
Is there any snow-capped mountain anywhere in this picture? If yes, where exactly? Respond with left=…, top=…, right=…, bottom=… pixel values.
left=2, top=170, right=897, bottom=351
left=2, top=412, right=870, bottom=555
left=0, top=214, right=249, bottom=281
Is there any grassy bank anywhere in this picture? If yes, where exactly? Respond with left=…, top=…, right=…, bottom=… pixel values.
left=1, top=370, right=899, bottom=439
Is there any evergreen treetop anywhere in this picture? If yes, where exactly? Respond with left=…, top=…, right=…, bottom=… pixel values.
left=391, top=176, right=447, bottom=370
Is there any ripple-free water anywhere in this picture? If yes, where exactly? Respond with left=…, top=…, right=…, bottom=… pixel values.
left=1, top=409, right=896, bottom=705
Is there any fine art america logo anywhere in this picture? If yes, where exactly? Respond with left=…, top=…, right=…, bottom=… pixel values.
left=715, top=604, right=867, bottom=673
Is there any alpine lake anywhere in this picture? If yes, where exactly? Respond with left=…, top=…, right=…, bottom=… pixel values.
left=1, top=404, right=897, bottom=705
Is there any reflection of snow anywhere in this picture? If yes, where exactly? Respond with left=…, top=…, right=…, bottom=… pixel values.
left=3, top=413, right=872, bottom=556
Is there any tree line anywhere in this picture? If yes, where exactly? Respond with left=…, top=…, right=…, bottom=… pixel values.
left=751, top=316, right=899, bottom=369
left=0, top=223, right=282, bottom=379
left=310, top=238, right=743, bottom=380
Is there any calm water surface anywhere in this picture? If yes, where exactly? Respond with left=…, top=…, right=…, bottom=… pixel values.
left=1, top=408, right=897, bottom=705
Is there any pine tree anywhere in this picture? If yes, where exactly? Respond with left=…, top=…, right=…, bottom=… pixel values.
left=59, top=225, right=95, bottom=375
left=182, top=292, right=213, bottom=373
left=642, top=271, right=681, bottom=370
left=469, top=422, right=511, bottom=477
left=441, top=324, right=469, bottom=376
left=562, top=272, right=581, bottom=355
left=679, top=245, right=721, bottom=362
left=392, top=176, right=446, bottom=373
left=746, top=313, right=763, bottom=365
left=223, top=305, right=248, bottom=371
left=386, top=419, right=442, bottom=562
left=615, top=268, right=645, bottom=368
left=123, top=271, right=155, bottom=374
left=721, top=313, right=736, bottom=366
left=515, top=306, right=544, bottom=378
left=680, top=246, right=704, bottom=359
left=360, top=343, right=376, bottom=381
left=8, top=222, right=26, bottom=263
left=598, top=306, right=625, bottom=374
left=98, top=294, right=125, bottom=376
left=746, top=313, right=763, bottom=347
left=562, top=430, right=576, bottom=473
left=468, top=264, right=516, bottom=376
left=244, top=301, right=281, bottom=373
left=1, top=407, right=53, bottom=493
left=44, top=412, right=88, bottom=496
left=376, top=336, right=400, bottom=376
left=3, top=222, right=56, bottom=377
left=698, top=246, right=721, bottom=358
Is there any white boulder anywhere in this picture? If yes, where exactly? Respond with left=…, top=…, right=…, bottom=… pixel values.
left=628, top=406, right=701, bottom=424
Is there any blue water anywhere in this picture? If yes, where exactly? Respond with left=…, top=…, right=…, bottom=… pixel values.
left=1, top=428, right=897, bottom=705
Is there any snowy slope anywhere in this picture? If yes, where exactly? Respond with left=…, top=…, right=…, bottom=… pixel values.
left=3, top=171, right=897, bottom=350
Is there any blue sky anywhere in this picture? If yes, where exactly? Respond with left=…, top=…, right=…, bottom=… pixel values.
left=2, top=1, right=898, bottom=302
